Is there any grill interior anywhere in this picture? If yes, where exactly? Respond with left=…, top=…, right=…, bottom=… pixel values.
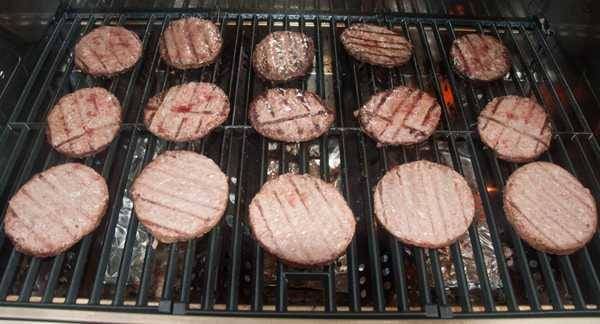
left=0, top=6, right=599, bottom=319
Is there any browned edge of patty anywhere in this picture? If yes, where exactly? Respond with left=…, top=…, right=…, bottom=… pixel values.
left=502, top=162, right=597, bottom=255
left=373, top=161, right=475, bottom=249
left=450, top=34, right=511, bottom=83
left=355, top=87, right=441, bottom=147
left=4, top=163, right=109, bottom=257
left=247, top=174, right=356, bottom=267
left=130, top=150, right=229, bottom=244
left=45, top=88, right=123, bottom=159
left=158, top=18, right=223, bottom=70
left=248, top=88, right=335, bottom=143
left=340, top=24, right=413, bottom=68
left=75, top=26, right=143, bottom=78
left=251, top=32, right=315, bottom=83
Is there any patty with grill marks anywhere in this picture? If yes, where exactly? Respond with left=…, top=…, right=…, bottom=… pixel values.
left=159, top=17, right=223, bottom=70
left=47, top=87, right=122, bottom=158
left=131, top=150, right=228, bottom=243
left=478, top=95, right=552, bottom=162
left=144, top=82, right=230, bottom=142
left=373, top=160, right=475, bottom=248
left=248, top=173, right=356, bottom=267
left=252, top=31, right=315, bottom=82
left=340, top=23, right=413, bottom=68
left=249, top=88, right=334, bottom=142
left=75, top=26, right=142, bottom=77
left=355, top=86, right=441, bottom=146
left=504, top=162, right=597, bottom=255
left=4, top=163, right=109, bottom=257
left=450, top=33, right=511, bottom=82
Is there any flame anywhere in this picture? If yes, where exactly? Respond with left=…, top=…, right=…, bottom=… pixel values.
left=440, top=77, right=455, bottom=111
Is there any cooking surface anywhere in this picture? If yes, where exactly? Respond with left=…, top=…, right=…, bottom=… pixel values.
left=0, top=5, right=599, bottom=320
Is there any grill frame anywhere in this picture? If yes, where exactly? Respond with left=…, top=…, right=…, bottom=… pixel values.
left=0, top=7, right=599, bottom=319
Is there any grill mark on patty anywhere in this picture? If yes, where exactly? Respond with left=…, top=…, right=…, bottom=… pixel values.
left=506, top=201, right=563, bottom=250
left=479, top=115, right=550, bottom=147
left=376, top=183, right=390, bottom=228
left=107, top=32, right=125, bottom=70
left=256, top=110, right=329, bottom=127
left=348, top=47, right=409, bottom=60
left=142, top=219, right=190, bottom=237
left=253, top=200, right=280, bottom=253
left=135, top=182, right=220, bottom=213
left=297, top=94, right=323, bottom=133
left=20, top=188, right=75, bottom=239
left=7, top=208, right=54, bottom=247
left=342, top=34, right=411, bottom=49
left=37, top=174, right=91, bottom=225
left=288, top=178, right=335, bottom=256
left=429, top=167, right=450, bottom=243
left=536, top=164, right=594, bottom=211
left=364, top=90, right=393, bottom=126
left=394, top=169, right=412, bottom=236
left=86, top=46, right=110, bottom=74
left=349, top=27, right=406, bottom=39
left=151, top=166, right=225, bottom=196
left=55, top=122, right=120, bottom=148
left=184, top=20, right=200, bottom=63
left=166, top=27, right=181, bottom=64
left=272, top=191, right=312, bottom=260
left=136, top=196, right=207, bottom=222
left=390, top=91, right=425, bottom=138
left=312, top=178, right=345, bottom=231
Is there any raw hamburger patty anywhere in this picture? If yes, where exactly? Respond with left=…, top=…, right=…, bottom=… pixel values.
left=47, top=87, right=122, bottom=158
left=450, top=33, right=511, bottom=82
left=4, top=163, right=109, bottom=257
left=504, top=162, right=597, bottom=255
left=252, top=31, right=315, bottom=82
left=249, top=88, right=334, bottom=142
left=144, top=82, right=230, bottom=142
left=131, top=150, right=228, bottom=243
left=478, top=96, right=552, bottom=162
left=356, top=86, right=441, bottom=145
left=340, top=23, right=413, bottom=68
left=374, top=160, right=475, bottom=248
left=75, top=26, right=142, bottom=77
left=248, top=174, right=356, bottom=267
left=159, top=17, right=223, bottom=70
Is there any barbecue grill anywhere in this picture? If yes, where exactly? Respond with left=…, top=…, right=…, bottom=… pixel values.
left=0, top=0, right=599, bottom=321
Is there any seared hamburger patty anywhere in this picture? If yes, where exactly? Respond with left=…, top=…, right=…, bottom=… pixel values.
left=75, top=26, right=142, bottom=77
left=159, top=17, right=223, bottom=70
left=340, top=23, right=413, bottom=68
left=144, top=82, right=230, bottom=142
left=47, top=87, right=122, bottom=158
left=356, top=86, right=441, bottom=146
left=4, top=163, right=109, bottom=257
left=374, top=160, right=475, bottom=248
left=248, top=174, right=356, bottom=267
left=249, top=88, right=334, bottom=142
left=450, top=33, right=511, bottom=82
left=131, top=150, right=228, bottom=243
left=252, top=31, right=315, bottom=82
left=504, top=162, right=597, bottom=255
left=478, top=96, right=552, bottom=162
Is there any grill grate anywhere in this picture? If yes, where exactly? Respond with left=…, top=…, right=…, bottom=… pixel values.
left=0, top=8, right=599, bottom=319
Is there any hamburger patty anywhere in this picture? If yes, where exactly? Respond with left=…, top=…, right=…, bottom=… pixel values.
left=504, top=162, right=597, bottom=255
left=144, top=82, right=230, bottom=142
left=131, top=150, right=228, bottom=243
left=450, top=33, right=511, bottom=82
left=248, top=174, right=356, bottom=267
left=356, top=86, right=441, bottom=146
left=374, top=160, right=475, bottom=248
left=478, top=96, right=552, bottom=162
left=75, top=26, right=142, bottom=77
left=340, top=23, right=413, bottom=68
left=252, top=31, right=315, bottom=82
left=159, top=17, right=223, bottom=70
left=4, top=163, right=109, bottom=257
left=47, top=87, right=122, bottom=158
left=249, top=88, right=334, bottom=142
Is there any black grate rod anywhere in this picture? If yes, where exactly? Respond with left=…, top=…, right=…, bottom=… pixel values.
left=136, top=236, right=156, bottom=306
left=251, top=137, right=268, bottom=311
left=329, top=17, right=346, bottom=128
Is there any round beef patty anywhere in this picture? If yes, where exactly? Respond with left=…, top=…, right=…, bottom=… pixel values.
left=248, top=174, right=356, bottom=267
left=75, top=26, right=142, bottom=77
left=252, top=31, right=315, bottom=82
left=4, top=163, right=109, bottom=257
left=249, top=88, right=334, bottom=142
left=374, top=160, right=475, bottom=248
left=340, top=23, right=413, bottom=68
left=131, top=150, right=228, bottom=243
left=144, top=82, right=230, bottom=142
left=356, top=86, right=442, bottom=146
left=478, top=96, right=552, bottom=162
left=47, top=87, right=122, bottom=158
left=504, top=162, right=597, bottom=255
left=450, top=33, right=511, bottom=82
left=159, top=17, right=223, bottom=70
